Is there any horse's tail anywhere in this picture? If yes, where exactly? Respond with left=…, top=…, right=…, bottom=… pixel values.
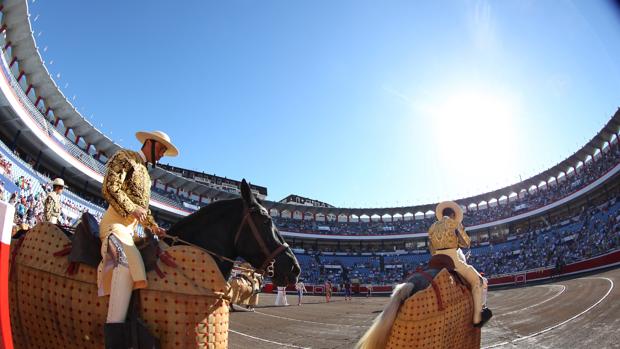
left=356, top=282, right=414, bottom=349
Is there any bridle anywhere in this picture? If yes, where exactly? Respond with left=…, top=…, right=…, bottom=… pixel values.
left=233, top=203, right=289, bottom=277
left=163, top=201, right=290, bottom=277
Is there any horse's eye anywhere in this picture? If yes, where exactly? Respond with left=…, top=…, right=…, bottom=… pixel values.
left=264, top=219, right=270, bottom=226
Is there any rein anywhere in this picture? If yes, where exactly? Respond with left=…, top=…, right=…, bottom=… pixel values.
left=161, top=234, right=255, bottom=274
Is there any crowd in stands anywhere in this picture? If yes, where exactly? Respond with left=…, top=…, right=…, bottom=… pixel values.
left=5, top=175, right=102, bottom=227
left=469, top=197, right=620, bottom=276
left=292, top=194, right=620, bottom=286
left=14, top=175, right=33, bottom=192
left=0, top=142, right=104, bottom=228
left=272, top=216, right=429, bottom=236
left=2, top=144, right=619, bottom=291
left=463, top=142, right=620, bottom=226
left=0, top=153, right=12, bottom=176
left=7, top=191, right=44, bottom=228
left=151, top=186, right=205, bottom=211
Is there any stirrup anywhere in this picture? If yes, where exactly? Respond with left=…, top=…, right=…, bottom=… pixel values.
left=474, top=307, right=493, bottom=328
left=128, top=292, right=162, bottom=349
left=104, top=323, right=130, bottom=349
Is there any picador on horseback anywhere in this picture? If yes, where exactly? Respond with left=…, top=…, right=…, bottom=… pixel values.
left=356, top=201, right=494, bottom=349
left=428, top=201, right=493, bottom=327
left=9, top=150, right=300, bottom=348
left=98, top=130, right=178, bottom=348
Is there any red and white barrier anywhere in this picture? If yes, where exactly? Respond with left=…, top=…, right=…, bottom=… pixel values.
left=0, top=200, right=15, bottom=349
left=263, top=249, right=620, bottom=296
left=487, top=249, right=620, bottom=287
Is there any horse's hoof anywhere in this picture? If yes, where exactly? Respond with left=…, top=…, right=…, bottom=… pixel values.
left=231, top=304, right=254, bottom=312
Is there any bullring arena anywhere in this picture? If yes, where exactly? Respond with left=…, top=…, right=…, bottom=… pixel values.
left=227, top=268, right=619, bottom=349
left=1, top=0, right=620, bottom=348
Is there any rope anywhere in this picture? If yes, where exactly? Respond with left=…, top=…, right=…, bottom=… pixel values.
left=161, top=234, right=256, bottom=274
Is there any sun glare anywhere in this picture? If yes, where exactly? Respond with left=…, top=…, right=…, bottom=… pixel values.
left=430, top=87, right=520, bottom=193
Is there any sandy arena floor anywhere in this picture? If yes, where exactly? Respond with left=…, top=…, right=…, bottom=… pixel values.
left=228, top=267, right=620, bottom=348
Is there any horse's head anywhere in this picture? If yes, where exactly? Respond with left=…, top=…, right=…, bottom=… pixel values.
left=236, top=179, right=300, bottom=286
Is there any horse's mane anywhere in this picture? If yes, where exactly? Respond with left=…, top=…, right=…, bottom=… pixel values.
left=168, top=198, right=242, bottom=236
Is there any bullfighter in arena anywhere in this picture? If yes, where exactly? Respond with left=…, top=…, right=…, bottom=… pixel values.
left=428, top=201, right=493, bottom=327
left=98, top=130, right=178, bottom=348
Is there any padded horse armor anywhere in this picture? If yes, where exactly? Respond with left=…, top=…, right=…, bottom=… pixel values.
left=385, top=255, right=481, bottom=349
left=10, top=221, right=230, bottom=349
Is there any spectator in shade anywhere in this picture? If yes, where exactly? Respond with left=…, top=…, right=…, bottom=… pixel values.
left=44, top=178, right=65, bottom=224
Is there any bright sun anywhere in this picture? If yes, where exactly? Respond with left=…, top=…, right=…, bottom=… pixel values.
left=429, top=87, right=520, bottom=193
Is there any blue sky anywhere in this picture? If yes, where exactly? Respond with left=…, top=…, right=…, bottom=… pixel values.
left=28, top=0, right=620, bottom=207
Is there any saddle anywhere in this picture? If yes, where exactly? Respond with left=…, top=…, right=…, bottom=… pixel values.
left=403, top=255, right=466, bottom=302
left=67, top=212, right=101, bottom=267
left=55, top=212, right=174, bottom=276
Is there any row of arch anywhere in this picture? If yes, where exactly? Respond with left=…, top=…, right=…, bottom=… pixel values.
left=269, top=134, right=619, bottom=222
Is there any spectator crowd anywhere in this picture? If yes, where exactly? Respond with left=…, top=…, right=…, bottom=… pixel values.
left=1, top=144, right=104, bottom=229
left=291, top=195, right=620, bottom=286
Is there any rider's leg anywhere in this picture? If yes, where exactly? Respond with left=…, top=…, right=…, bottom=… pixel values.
left=104, top=235, right=133, bottom=349
left=435, top=249, right=484, bottom=324
left=107, top=265, right=133, bottom=323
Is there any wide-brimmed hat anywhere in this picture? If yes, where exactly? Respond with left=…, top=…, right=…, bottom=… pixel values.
left=135, top=130, right=179, bottom=157
left=435, top=201, right=463, bottom=223
left=52, top=178, right=65, bottom=187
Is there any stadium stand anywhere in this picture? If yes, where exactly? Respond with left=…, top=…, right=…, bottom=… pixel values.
left=271, top=140, right=620, bottom=236
left=292, top=194, right=620, bottom=285
left=0, top=138, right=104, bottom=226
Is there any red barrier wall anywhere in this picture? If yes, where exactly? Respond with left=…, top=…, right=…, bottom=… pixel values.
left=264, top=249, right=620, bottom=294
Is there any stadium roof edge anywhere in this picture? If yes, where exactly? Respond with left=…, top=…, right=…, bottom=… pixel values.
left=0, top=0, right=268, bottom=201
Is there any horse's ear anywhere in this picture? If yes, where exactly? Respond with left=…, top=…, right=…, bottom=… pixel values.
left=240, top=179, right=254, bottom=204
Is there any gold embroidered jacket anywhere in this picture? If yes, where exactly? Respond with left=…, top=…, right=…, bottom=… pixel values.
left=44, top=191, right=61, bottom=221
left=102, top=149, right=157, bottom=229
left=428, top=216, right=471, bottom=254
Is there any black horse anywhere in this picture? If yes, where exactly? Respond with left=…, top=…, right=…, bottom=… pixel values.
left=165, top=179, right=300, bottom=286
